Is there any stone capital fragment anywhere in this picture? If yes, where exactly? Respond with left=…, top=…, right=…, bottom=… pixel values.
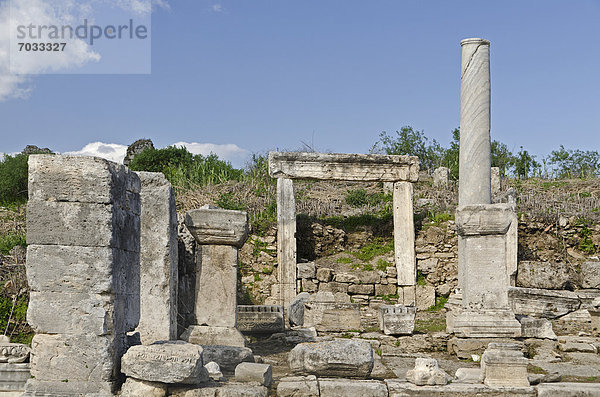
left=406, top=357, right=451, bottom=386
left=185, top=206, right=249, bottom=248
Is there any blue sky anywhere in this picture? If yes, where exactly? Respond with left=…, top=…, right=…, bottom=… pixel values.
left=1, top=0, right=599, bottom=168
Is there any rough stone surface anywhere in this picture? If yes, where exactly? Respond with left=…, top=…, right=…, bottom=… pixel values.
left=386, top=379, right=536, bottom=396
left=120, top=378, right=166, bottom=397
left=171, top=383, right=268, bottom=397
left=276, top=376, right=319, bottom=397
left=297, top=262, right=316, bottom=279
left=581, top=261, right=600, bottom=289
left=318, top=379, right=387, bottom=397
left=288, top=292, right=310, bottom=327
left=454, top=368, right=482, bottom=384
left=136, top=171, right=178, bottom=344
left=235, top=362, right=272, bottom=387
left=378, top=305, right=416, bottom=335
left=516, top=261, right=573, bottom=290
left=24, top=155, right=141, bottom=396
left=536, top=382, right=600, bottom=397
left=518, top=316, right=557, bottom=340
left=416, top=285, right=436, bottom=310
left=406, top=357, right=451, bottom=386
left=200, top=345, right=255, bottom=373
left=181, top=325, right=246, bottom=347
left=303, top=300, right=361, bottom=332
left=288, top=339, right=374, bottom=378
left=124, top=138, right=154, bottom=167
left=195, top=244, right=239, bottom=328
left=121, top=341, right=206, bottom=384
left=433, top=167, right=450, bottom=188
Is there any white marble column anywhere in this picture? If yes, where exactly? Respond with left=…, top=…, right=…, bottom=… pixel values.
left=459, top=38, right=491, bottom=207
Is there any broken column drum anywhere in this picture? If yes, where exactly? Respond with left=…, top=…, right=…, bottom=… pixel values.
left=181, top=206, right=249, bottom=347
left=453, top=38, right=520, bottom=338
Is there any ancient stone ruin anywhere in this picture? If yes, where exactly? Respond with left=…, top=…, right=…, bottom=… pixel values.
left=8, top=37, right=600, bottom=397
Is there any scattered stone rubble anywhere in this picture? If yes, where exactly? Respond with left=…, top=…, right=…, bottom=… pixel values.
left=14, top=37, right=600, bottom=397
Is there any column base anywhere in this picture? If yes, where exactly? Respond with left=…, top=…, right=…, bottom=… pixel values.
left=454, top=310, right=521, bottom=338
left=181, top=325, right=246, bottom=347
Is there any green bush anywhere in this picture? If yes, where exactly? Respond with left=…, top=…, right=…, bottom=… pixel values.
left=0, top=233, right=26, bottom=255
left=0, top=154, right=29, bottom=205
left=129, top=146, right=243, bottom=190
left=345, top=189, right=389, bottom=208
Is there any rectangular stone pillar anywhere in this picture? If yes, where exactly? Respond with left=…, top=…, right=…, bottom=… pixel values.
left=182, top=206, right=248, bottom=347
left=393, top=181, right=416, bottom=287
left=136, top=172, right=178, bottom=344
left=277, top=178, right=297, bottom=314
left=24, top=155, right=141, bottom=396
left=453, top=204, right=521, bottom=337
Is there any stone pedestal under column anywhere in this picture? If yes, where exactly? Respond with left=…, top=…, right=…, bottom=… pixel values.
left=182, top=206, right=249, bottom=347
left=453, top=204, right=521, bottom=338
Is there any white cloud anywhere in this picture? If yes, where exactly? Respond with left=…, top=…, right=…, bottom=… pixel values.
left=63, top=142, right=128, bottom=164
left=211, top=4, right=223, bottom=12
left=0, top=0, right=168, bottom=100
left=171, top=141, right=250, bottom=168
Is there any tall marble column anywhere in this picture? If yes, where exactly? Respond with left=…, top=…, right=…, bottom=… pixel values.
left=459, top=38, right=491, bottom=207
left=453, top=38, right=520, bottom=338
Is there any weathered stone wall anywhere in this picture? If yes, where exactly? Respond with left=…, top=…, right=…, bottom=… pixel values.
left=24, top=155, right=141, bottom=396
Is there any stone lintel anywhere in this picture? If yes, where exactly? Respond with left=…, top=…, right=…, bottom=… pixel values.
left=456, top=204, right=514, bottom=236
left=268, top=152, right=419, bottom=182
left=185, top=207, right=249, bottom=248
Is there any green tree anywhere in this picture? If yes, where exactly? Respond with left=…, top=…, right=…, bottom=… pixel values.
left=439, top=128, right=460, bottom=180
left=491, top=141, right=515, bottom=178
left=0, top=154, right=30, bottom=204
left=546, top=145, right=600, bottom=179
left=372, top=126, right=444, bottom=172
left=513, top=146, right=539, bottom=179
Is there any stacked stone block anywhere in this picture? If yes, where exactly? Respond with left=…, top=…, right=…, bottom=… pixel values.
left=24, top=155, right=141, bottom=396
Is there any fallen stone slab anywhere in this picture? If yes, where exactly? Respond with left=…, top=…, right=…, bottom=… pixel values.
left=234, top=362, right=272, bottom=387
left=447, top=337, right=521, bottom=359
left=170, top=383, right=268, bottom=397
left=201, top=345, right=255, bottom=373
left=120, top=378, right=167, bottom=397
left=182, top=325, right=246, bottom=347
left=303, top=300, right=361, bottom=332
left=21, top=379, right=114, bottom=397
left=536, top=382, right=600, bottom=397
left=276, top=375, right=319, bottom=397
left=288, top=339, right=374, bottom=378
left=454, top=368, right=481, bottom=384
left=558, top=341, right=597, bottom=353
left=509, top=287, right=581, bottom=319
left=385, top=379, right=536, bottom=396
left=318, top=378, right=387, bottom=397
left=121, top=341, right=206, bottom=384
left=268, top=327, right=318, bottom=345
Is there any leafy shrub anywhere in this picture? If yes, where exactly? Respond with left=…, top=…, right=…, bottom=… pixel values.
left=0, top=233, right=26, bottom=255
left=0, top=154, right=29, bottom=205
left=345, top=189, right=389, bottom=208
left=546, top=145, right=600, bottom=179
left=372, top=126, right=444, bottom=172
left=129, top=146, right=243, bottom=190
